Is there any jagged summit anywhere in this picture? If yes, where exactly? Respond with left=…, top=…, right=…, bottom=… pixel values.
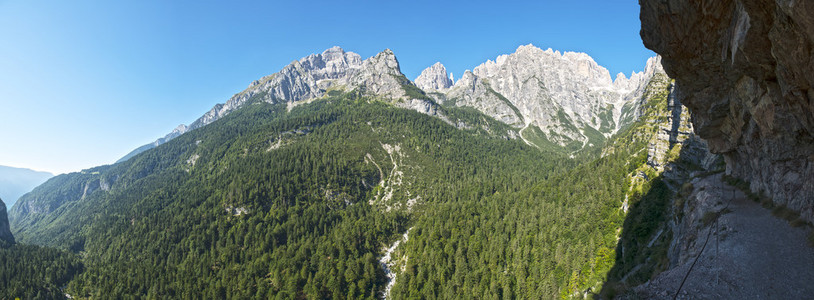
left=120, top=47, right=437, bottom=162
left=437, top=44, right=666, bottom=148
left=170, top=124, right=187, bottom=136
left=121, top=45, right=667, bottom=161
left=415, top=62, right=453, bottom=91
left=189, top=46, right=418, bottom=131
left=613, top=56, right=664, bottom=94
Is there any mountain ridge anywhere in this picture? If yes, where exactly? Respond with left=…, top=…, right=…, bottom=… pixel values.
left=119, top=45, right=664, bottom=162
left=428, top=44, right=665, bottom=150
left=118, top=47, right=441, bottom=162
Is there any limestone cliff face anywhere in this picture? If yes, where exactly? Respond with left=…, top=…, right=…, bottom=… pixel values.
left=640, top=0, right=814, bottom=222
left=193, top=47, right=435, bottom=130
left=441, top=45, right=666, bottom=147
left=414, top=62, right=453, bottom=91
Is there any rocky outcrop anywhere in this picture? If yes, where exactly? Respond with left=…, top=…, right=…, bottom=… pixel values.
left=641, top=0, right=814, bottom=222
left=617, top=56, right=667, bottom=128
left=445, top=70, right=527, bottom=126
left=599, top=70, right=724, bottom=297
left=414, top=62, right=453, bottom=91
left=196, top=46, right=435, bottom=127
left=638, top=77, right=698, bottom=172
left=0, top=198, right=14, bottom=247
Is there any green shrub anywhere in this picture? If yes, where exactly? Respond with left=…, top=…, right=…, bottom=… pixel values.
left=701, top=211, right=717, bottom=226
left=772, top=205, right=800, bottom=223
left=761, top=198, right=775, bottom=209
left=790, top=218, right=808, bottom=228
left=680, top=182, right=694, bottom=197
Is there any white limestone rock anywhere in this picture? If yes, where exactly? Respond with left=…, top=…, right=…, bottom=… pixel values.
left=415, top=62, right=453, bottom=91
left=442, top=44, right=666, bottom=147
left=128, top=47, right=438, bottom=158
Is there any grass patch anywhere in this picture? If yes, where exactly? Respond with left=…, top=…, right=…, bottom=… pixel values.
left=679, top=182, right=694, bottom=197
left=790, top=218, right=809, bottom=228
left=722, top=174, right=750, bottom=193
left=761, top=199, right=775, bottom=209
left=772, top=205, right=800, bottom=223
left=701, top=208, right=732, bottom=227
left=701, top=211, right=718, bottom=227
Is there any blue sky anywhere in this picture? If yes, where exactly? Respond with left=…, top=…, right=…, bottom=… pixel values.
left=0, top=0, right=654, bottom=174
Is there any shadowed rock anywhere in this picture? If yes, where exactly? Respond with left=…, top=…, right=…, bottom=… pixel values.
left=640, top=0, right=814, bottom=222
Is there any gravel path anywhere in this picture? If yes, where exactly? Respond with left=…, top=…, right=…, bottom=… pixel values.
left=635, top=175, right=814, bottom=299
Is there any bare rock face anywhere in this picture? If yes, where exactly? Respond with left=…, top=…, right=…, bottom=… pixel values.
left=414, top=62, right=453, bottom=91
left=640, top=0, right=814, bottom=222
left=188, top=46, right=423, bottom=130
left=0, top=198, right=14, bottom=247
left=446, top=70, right=527, bottom=126
left=442, top=44, right=666, bottom=146
left=191, top=47, right=437, bottom=127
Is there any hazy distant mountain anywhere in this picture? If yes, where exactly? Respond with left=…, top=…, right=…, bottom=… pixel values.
left=0, top=166, right=53, bottom=208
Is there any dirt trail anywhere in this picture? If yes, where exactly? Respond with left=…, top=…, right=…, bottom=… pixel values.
left=635, top=175, right=814, bottom=299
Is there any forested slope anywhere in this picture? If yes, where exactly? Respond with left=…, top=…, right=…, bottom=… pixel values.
left=8, top=72, right=681, bottom=299
left=11, top=92, right=562, bottom=298
left=391, top=73, right=682, bottom=298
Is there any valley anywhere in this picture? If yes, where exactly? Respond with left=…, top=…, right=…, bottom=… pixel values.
left=4, top=45, right=680, bottom=298
left=3, top=1, right=813, bottom=298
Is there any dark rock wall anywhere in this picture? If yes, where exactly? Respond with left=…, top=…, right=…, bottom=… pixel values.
left=640, top=0, right=814, bottom=221
left=0, top=199, right=14, bottom=247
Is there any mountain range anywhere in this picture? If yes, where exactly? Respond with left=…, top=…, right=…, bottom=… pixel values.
left=120, top=45, right=664, bottom=161
left=4, top=0, right=814, bottom=297
left=3, top=44, right=721, bottom=298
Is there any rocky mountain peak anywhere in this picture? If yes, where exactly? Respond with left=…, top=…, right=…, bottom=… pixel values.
left=440, top=45, right=667, bottom=148
left=415, top=62, right=453, bottom=91
left=118, top=47, right=444, bottom=162
left=362, top=49, right=402, bottom=75
left=471, top=44, right=614, bottom=89
left=171, top=124, right=188, bottom=135
left=613, top=56, right=664, bottom=93
left=120, top=44, right=667, bottom=161
left=642, top=56, right=664, bottom=76
left=320, top=46, right=348, bottom=60
left=459, top=70, right=475, bottom=83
